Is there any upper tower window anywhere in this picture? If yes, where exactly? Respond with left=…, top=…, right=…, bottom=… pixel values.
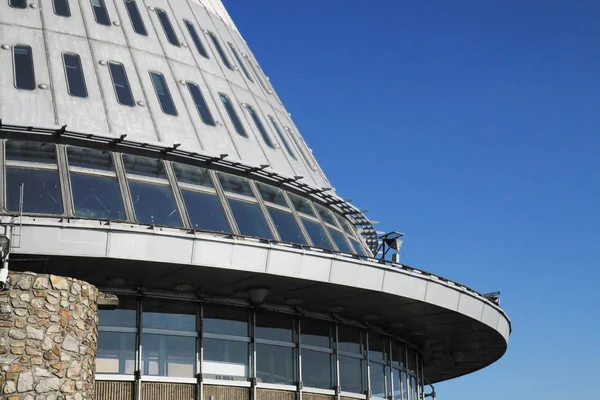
left=91, top=0, right=111, bottom=26
left=156, top=8, right=180, bottom=47
left=184, top=20, right=209, bottom=58
left=9, top=0, right=26, bottom=9
left=219, top=93, right=247, bottom=137
left=63, top=53, right=88, bottom=98
left=246, top=105, right=274, bottom=149
left=186, top=82, right=215, bottom=126
left=124, top=0, right=147, bottom=36
left=149, top=71, right=177, bottom=116
left=108, top=62, right=135, bottom=106
left=207, top=31, right=233, bottom=70
left=268, top=116, right=296, bottom=160
left=13, top=46, right=35, bottom=91
left=228, top=43, right=253, bottom=82
left=53, top=0, right=71, bottom=17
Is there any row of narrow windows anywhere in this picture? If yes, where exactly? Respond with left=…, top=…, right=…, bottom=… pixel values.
left=10, top=45, right=305, bottom=163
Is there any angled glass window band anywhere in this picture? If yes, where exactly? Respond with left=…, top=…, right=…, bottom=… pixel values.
left=217, top=173, right=254, bottom=197
left=108, top=62, right=135, bottom=106
left=247, top=105, right=275, bottom=148
left=156, top=8, right=180, bottom=47
left=5, top=141, right=62, bottom=214
left=328, top=228, right=353, bottom=253
left=63, top=53, right=88, bottom=98
left=9, top=0, right=27, bottom=8
left=219, top=93, right=247, bottom=137
left=150, top=71, right=177, bottom=116
left=269, top=207, right=306, bottom=244
left=207, top=31, right=233, bottom=70
left=91, top=0, right=111, bottom=26
left=228, top=43, right=253, bottom=82
left=13, top=46, right=35, bottom=91
left=289, top=194, right=315, bottom=217
left=303, top=219, right=333, bottom=250
left=124, top=0, right=147, bottom=36
left=256, top=183, right=287, bottom=207
left=186, top=82, right=215, bottom=126
left=184, top=20, right=209, bottom=58
left=228, top=199, right=272, bottom=239
left=269, top=116, right=296, bottom=159
left=53, top=0, right=71, bottom=17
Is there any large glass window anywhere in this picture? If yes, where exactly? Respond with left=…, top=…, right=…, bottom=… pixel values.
left=207, top=31, right=233, bottom=70
left=301, top=319, right=334, bottom=390
left=316, top=205, right=352, bottom=253
left=97, top=297, right=137, bottom=375
left=5, top=141, right=63, bottom=215
left=289, top=194, right=333, bottom=250
left=124, top=0, right=147, bottom=36
left=156, top=8, right=180, bottom=47
left=269, top=116, right=296, bottom=160
left=173, top=163, right=230, bottom=233
left=91, top=0, right=111, bottom=26
left=184, top=20, right=209, bottom=58
left=63, top=53, right=88, bottom=98
left=257, top=183, right=306, bottom=245
left=338, top=326, right=366, bottom=394
left=150, top=71, right=177, bottom=116
left=256, top=312, right=295, bottom=385
left=123, top=155, right=181, bottom=227
left=186, top=82, right=215, bottom=126
left=219, top=93, right=247, bottom=137
left=228, top=43, right=253, bottom=82
left=108, top=62, right=135, bottom=107
left=53, top=0, right=71, bottom=17
left=13, top=45, right=35, bottom=91
left=67, top=147, right=125, bottom=220
left=247, top=105, right=275, bottom=149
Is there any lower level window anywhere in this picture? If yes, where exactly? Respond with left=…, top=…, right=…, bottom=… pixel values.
left=96, top=331, right=136, bottom=374
left=256, top=343, right=295, bottom=385
left=142, top=334, right=196, bottom=377
left=370, top=362, right=388, bottom=398
left=339, top=355, right=365, bottom=393
left=6, top=168, right=63, bottom=214
left=203, top=338, right=249, bottom=380
left=301, top=349, right=334, bottom=389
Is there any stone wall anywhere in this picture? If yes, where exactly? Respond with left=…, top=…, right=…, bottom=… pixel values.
left=0, top=272, right=99, bottom=400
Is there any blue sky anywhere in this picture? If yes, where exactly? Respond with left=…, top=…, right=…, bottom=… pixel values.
left=224, top=1, right=600, bottom=399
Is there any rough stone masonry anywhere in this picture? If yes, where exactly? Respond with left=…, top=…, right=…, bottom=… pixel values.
left=0, top=271, right=99, bottom=400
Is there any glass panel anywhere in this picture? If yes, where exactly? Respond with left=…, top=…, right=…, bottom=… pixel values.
left=63, top=53, right=87, bottom=98
left=256, top=183, right=287, bottom=207
left=392, top=342, right=405, bottom=368
left=53, top=0, right=71, bottom=17
left=228, top=199, right=272, bottom=239
left=269, top=208, right=306, bottom=244
left=370, top=362, right=387, bottom=399
left=203, top=305, right=248, bottom=337
left=316, top=205, right=335, bottom=225
left=123, top=155, right=168, bottom=179
left=70, top=174, right=125, bottom=220
left=256, top=344, right=294, bottom=385
left=351, top=239, right=369, bottom=257
left=401, top=371, right=409, bottom=400
left=368, top=333, right=387, bottom=363
left=247, top=105, right=274, bottom=148
left=208, top=31, right=233, bottom=70
left=203, top=338, right=248, bottom=380
left=336, top=215, right=354, bottom=236
left=411, top=376, right=418, bottom=400
left=181, top=190, right=231, bottom=233
left=6, top=169, right=63, bottom=214
left=392, top=368, right=402, bottom=400
left=143, top=299, right=196, bottom=331
left=150, top=71, right=177, bottom=116
left=173, top=163, right=213, bottom=187
left=289, top=194, right=315, bottom=217
left=98, top=298, right=137, bottom=327
left=67, top=147, right=114, bottom=171
left=339, top=355, right=364, bottom=394
left=329, top=229, right=353, bottom=253
left=338, top=325, right=362, bottom=354
left=9, top=0, right=27, bottom=8
left=255, top=311, right=293, bottom=342
left=13, top=45, right=35, bottom=90
left=124, top=0, right=147, bottom=36
left=142, top=334, right=195, bottom=377
left=219, top=93, right=247, bottom=137
left=302, top=349, right=334, bottom=390
left=187, top=82, right=215, bottom=125
left=303, top=219, right=333, bottom=249
left=128, top=181, right=181, bottom=226
left=217, top=173, right=253, bottom=197
left=407, top=349, right=416, bottom=373
left=91, top=0, right=111, bottom=26
left=184, top=20, right=208, bottom=58
left=96, top=331, right=136, bottom=374
left=108, top=62, right=135, bottom=106
left=6, top=141, right=56, bottom=164
left=156, top=8, right=180, bottom=46
left=269, top=116, right=296, bottom=159
left=301, top=319, right=331, bottom=348
left=228, top=43, right=253, bottom=82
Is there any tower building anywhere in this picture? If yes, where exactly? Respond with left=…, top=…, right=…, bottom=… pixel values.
left=0, top=0, right=510, bottom=399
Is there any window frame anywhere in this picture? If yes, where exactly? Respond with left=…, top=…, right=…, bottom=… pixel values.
left=155, top=8, right=180, bottom=47
left=186, top=82, right=215, bottom=126
left=246, top=105, right=275, bottom=149
left=13, top=45, right=36, bottom=91
left=123, top=0, right=147, bottom=36
left=268, top=116, right=297, bottom=160
left=52, top=0, right=71, bottom=17
left=207, top=30, right=234, bottom=70
left=149, top=71, right=178, bottom=116
left=219, top=92, right=248, bottom=138
left=90, top=0, right=111, bottom=26
left=108, top=61, right=136, bottom=107
left=228, top=42, right=253, bottom=82
left=184, top=19, right=209, bottom=59
left=62, top=52, right=88, bottom=98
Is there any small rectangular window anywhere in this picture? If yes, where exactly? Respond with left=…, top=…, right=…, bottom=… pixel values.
left=247, top=105, right=274, bottom=148
left=156, top=8, right=180, bottom=47
left=228, top=43, right=253, bottom=82
left=186, top=82, right=215, bottom=126
left=108, top=62, right=135, bottom=107
left=13, top=45, right=35, bottom=91
left=269, top=116, right=296, bottom=159
left=207, top=31, right=233, bottom=70
left=124, top=0, right=147, bottom=36
left=53, top=0, right=71, bottom=16
left=245, top=55, right=270, bottom=93
left=91, top=0, right=111, bottom=26
left=184, top=20, right=208, bottom=58
left=63, top=53, right=88, bottom=98
left=150, top=72, right=177, bottom=116
left=286, top=126, right=317, bottom=169
left=9, top=0, right=26, bottom=8
left=219, top=93, right=246, bottom=137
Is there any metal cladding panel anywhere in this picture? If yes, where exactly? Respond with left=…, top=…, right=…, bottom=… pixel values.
left=46, top=32, right=110, bottom=134
left=16, top=225, right=109, bottom=256
left=193, top=239, right=235, bottom=268
left=497, top=314, right=510, bottom=341
left=132, top=51, right=199, bottom=149
left=425, top=281, right=461, bottom=310
left=330, top=258, right=385, bottom=291
left=91, top=40, right=158, bottom=140
left=113, top=0, right=162, bottom=54
left=230, top=242, right=269, bottom=273
left=0, top=0, right=41, bottom=29
left=481, top=303, right=501, bottom=329
left=183, top=4, right=225, bottom=78
left=457, top=292, right=485, bottom=321
left=41, top=0, right=87, bottom=36
left=107, top=231, right=194, bottom=263
left=266, top=249, right=332, bottom=282
left=206, top=16, right=246, bottom=88
left=79, top=0, right=127, bottom=46
left=0, top=25, right=55, bottom=126
left=381, top=269, right=428, bottom=301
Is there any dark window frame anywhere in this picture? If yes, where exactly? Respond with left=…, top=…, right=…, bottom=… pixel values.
left=149, top=71, right=178, bottom=116
left=228, top=42, right=253, bottom=82
left=183, top=20, right=209, bottom=59
left=52, top=0, right=71, bottom=17
left=8, top=0, right=27, bottom=9
left=13, top=45, right=36, bottom=91
left=155, top=8, right=180, bottom=47
left=62, top=53, right=88, bottom=98
left=90, top=0, right=111, bottom=26
left=268, top=116, right=296, bottom=159
left=123, top=0, right=147, bottom=36
left=219, top=93, right=247, bottom=137
left=108, top=61, right=135, bottom=107
left=207, top=31, right=233, bottom=70
left=186, top=82, right=215, bottom=126
left=246, top=105, right=275, bottom=149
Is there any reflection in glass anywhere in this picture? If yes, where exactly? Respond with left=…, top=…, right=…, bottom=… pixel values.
left=339, top=355, right=364, bottom=394
left=6, top=169, right=63, bottom=214
left=256, top=183, right=287, bottom=207
left=256, top=343, right=295, bottom=385
left=63, top=53, right=87, bottom=98
left=301, top=319, right=331, bottom=348
left=128, top=181, right=181, bottom=226
left=184, top=20, right=208, bottom=58
left=108, top=62, right=135, bottom=106
left=67, top=147, right=114, bottom=170
left=401, top=371, right=409, bottom=400
left=142, top=334, right=195, bottom=377
left=96, top=331, right=136, bottom=374
left=13, top=46, right=35, bottom=90
left=187, top=82, right=215, bottom=126
left=351, top=239, right=368, bottom=257
left=392, top=368, right=402, bottom=400
left=6, top=141, right=56, bottom=164
left=329, top=229, right=353, bottom=253
left=156, top=8, right=180, bottom=47
left=256, top=311, right=293, bottom=342
left=316, top=205, right=336, bottom=225
left=370, top=362, right=387, bottom=398
left=368, top=333, right=386, bottom=363
left=217, top=173, right=253, bottom=197
left=302, top=349, right=334, bottom=390
left=181, top=190, right=231, bottom=233
left=99, top=306, right=137, bottom=328
left=303, top=219, right=333, bottom=249
left=53, top=0, right=71, bottom=18
left=338, top=326, right=362, bottom=354
left=124, top=0, right=147, bottom=36
left=70, top=174, right=125, bottom=220
left=150, top=71, right=177, bottom=116
left=228, top=199, right=272, bottom=239
left=91, top=0, right=111, bottom=26
left=143, top=300, right=196, bottom=331
left=203, top=306, right=248, bottom=336
left=269, top=208, right=306, bottom=244
left=203, top=338, right=248, bottom=380
left=289, top=194, right=315, bottom=217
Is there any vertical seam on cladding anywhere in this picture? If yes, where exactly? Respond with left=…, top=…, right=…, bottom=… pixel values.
left=38, top=1, right=59, bottom=125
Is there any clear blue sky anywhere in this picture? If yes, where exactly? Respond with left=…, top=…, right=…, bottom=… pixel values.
left=224, top=1, right=600, bottom=399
